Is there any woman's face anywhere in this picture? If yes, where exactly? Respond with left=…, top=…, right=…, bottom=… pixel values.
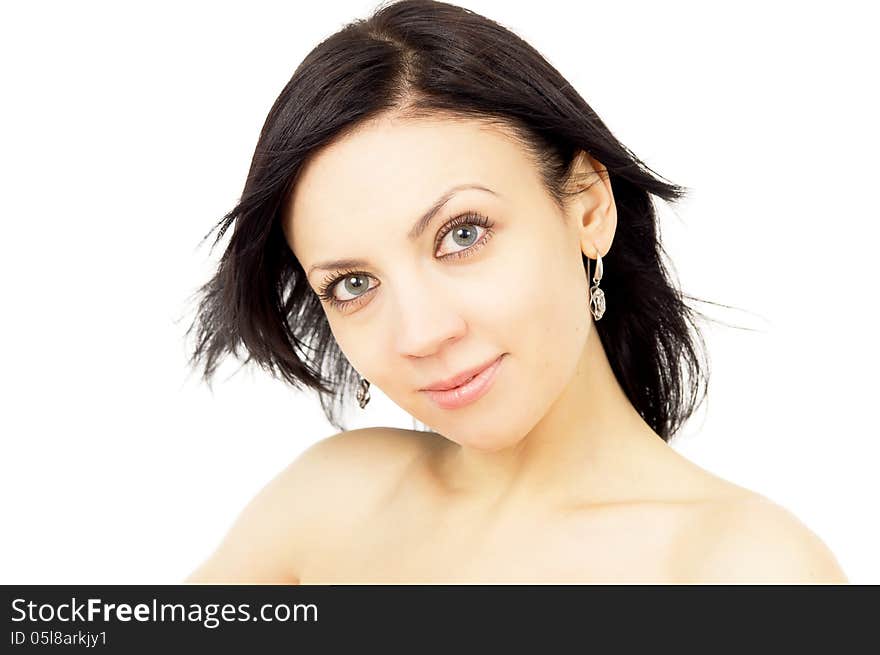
left=285, top=114, right=608, bottom=451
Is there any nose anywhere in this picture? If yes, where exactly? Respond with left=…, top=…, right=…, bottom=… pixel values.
left=391, top=281, right=467, bottom=359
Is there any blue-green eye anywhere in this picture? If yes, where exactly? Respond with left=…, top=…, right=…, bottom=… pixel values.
left=336, top=273, right=373, bottom=300
left=440, top=223, right=480, bottom=251
left=317, top=211, right=495, bottom=311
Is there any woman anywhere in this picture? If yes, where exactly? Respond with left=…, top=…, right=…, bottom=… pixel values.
left=184, top=0, right=847, bottom=583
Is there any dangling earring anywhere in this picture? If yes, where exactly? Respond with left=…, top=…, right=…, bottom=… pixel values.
left=588, top=250, right=606, bottom=321
left=356, top=376, right=371, bottom=409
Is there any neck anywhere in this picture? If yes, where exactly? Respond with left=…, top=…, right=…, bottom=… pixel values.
left=433, top=325, right=671, bottom=508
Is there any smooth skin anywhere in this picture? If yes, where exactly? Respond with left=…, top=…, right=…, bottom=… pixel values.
left=186, top=112, right=848, bottom=584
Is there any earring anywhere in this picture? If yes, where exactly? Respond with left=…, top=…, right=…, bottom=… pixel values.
left=356, top=376, right=371, bottom=409
left=588, top=250, right=606, bottom=321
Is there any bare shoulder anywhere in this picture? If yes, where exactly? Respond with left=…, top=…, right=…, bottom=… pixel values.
left=670, top=493, right=849, bottom=584
left=185, top=426, right=428, bottom=584
left=293, top=426, right=435, bottom=519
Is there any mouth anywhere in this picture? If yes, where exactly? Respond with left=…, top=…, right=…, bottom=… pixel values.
left=421, top=354, right=505, bottom=392
left=421, top=354, right=506, bottom=410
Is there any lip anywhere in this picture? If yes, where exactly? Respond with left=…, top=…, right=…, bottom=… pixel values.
left=421, top=354, right=506, bottom=391
left=421, top=354, right=505, bottom=410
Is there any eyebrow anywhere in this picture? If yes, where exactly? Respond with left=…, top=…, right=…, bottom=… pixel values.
left=306, top=183, right=498, bottom=278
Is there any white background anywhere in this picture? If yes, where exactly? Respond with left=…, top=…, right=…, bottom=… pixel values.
left=1, top=0, right=877, bottom=583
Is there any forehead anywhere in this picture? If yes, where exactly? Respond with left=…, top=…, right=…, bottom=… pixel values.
left=284, top=116, right=531, bottom=259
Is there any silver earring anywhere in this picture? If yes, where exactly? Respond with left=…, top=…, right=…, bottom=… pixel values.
left=356, top=376, right=371, bottom=409
left=589, top=251, right=606, bottom=321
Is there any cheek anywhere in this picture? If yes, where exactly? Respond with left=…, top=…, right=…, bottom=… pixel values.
left=498, top=232, right=589, bottom=373
left=323, top=315, right=376, bottom=380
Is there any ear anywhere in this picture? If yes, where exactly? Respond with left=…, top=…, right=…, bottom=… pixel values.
left=567, top=151, right=617, bottom=259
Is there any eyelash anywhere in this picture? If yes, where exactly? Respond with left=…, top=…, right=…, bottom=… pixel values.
left=316, top=211, right=496, bottom=311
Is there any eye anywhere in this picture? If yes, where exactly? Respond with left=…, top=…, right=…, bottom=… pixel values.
left=436, top=220, right=482, bottom=257
left=433, top=211, right=495, bottom=261
left=316, top=269, right=378, bottom=309
left=316, top=211, right=496, bottom=311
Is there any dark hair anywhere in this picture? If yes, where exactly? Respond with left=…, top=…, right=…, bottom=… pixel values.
left=185, top=0, right=737, bottom=442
